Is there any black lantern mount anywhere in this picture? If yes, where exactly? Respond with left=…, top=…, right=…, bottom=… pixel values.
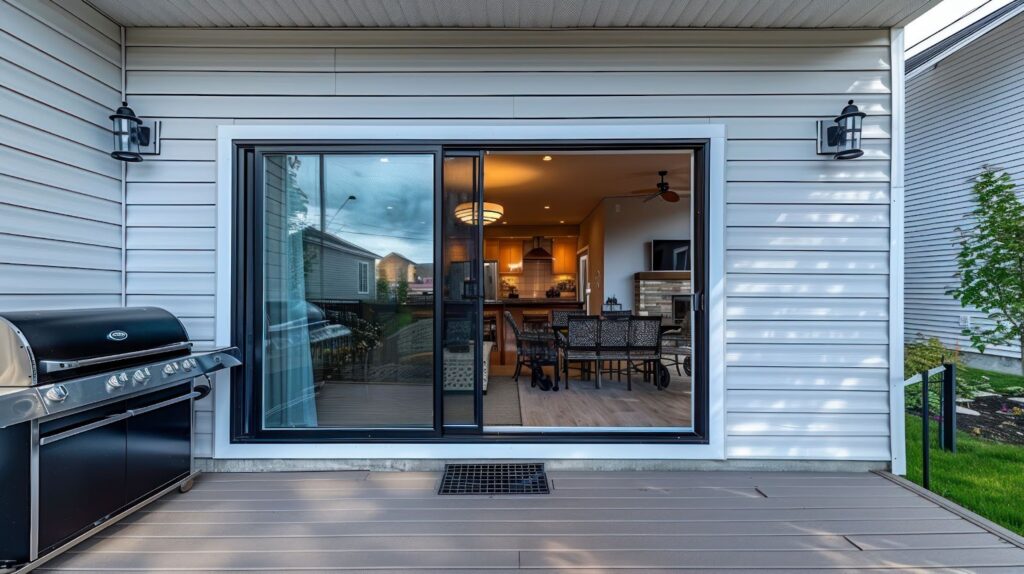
left=816, top=99, right=867, bottom=160
left=109, top=101, right=160, bottom=162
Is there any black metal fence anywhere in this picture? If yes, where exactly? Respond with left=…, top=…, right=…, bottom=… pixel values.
left=904, top=362, right=958, bottom=489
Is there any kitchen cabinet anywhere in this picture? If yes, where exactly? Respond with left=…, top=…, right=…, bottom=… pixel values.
left=484, top=239, right=500, bottom=262
left=498, top=239, right=523, bottom=274
left=552, top=237, right=578, bottom=275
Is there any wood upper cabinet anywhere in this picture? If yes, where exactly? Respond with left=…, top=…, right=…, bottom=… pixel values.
left=552, top=237, right=578, bottom=275
left=498, top=239, right=523, bottom=273
left=484, top=239, right=500, bottom=262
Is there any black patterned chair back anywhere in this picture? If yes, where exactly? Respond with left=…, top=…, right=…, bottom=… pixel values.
left=599, top=316, right=630, bottom=355
left=602, top=310, right=632, bottom=319
left=628, top=316, right=662, bottom=354
left=504, top=310, right=522, bottom=341
left=567, top=315, right=600, bottom=351
left=551, top=308, right=586, bottom=329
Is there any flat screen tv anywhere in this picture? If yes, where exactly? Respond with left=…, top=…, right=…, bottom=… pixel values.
left=651, top=240, right=690, bottom=271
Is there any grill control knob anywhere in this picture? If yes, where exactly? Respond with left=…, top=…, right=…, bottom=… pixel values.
left=107, top=375, right=124, bottom=389
left=182, top=359, right=193, bottom=372
left=163, top=364, right=175, bottom=376
left=45, top=385, right=69, bottom=403
left=119, top=372, right=129, bottom=383
left=132, top=369, right=148, bottom=384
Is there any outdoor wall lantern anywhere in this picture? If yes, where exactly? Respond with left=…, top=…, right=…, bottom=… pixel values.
left=816, top=99, right=866, bottom=160
left=110, top=101, right=160, bottom=162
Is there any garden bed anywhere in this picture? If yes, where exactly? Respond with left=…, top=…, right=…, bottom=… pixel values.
left=956, top=394, right=1024, bottom=445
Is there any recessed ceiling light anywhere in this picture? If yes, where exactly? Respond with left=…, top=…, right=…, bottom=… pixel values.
left=559, top=220, right=565, bottom=224
left=379, top=157, right=389, bottom=163
left=386, top=206, right=393, bottom=210
left=542, top=155, right=553, bottom=162
left=543, top=205, right=550, bottom=210
left=501, top=221, right=507, bottom=225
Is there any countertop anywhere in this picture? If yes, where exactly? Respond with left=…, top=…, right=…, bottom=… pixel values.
left=486, top=299, right=584, bottom=306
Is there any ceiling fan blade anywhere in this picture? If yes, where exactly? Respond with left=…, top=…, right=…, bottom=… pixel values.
left=642, top=191, right=662, bottom=203
left=662, top=191, right=680, bottom=203
left=627, top=188, right=656, bottom=195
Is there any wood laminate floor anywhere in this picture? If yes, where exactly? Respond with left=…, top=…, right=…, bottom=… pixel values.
left=41, top=470, right=1024, bottom=572
left=487, top=364, right=692, bottom=428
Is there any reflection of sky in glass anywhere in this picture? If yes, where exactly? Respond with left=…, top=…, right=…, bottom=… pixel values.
left=323, top=155, right=434, bottom=263
left=290, top=156, right=321, bottom=231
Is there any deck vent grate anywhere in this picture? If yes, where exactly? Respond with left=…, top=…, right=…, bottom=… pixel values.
left=438, top=463, right=549, bottom=495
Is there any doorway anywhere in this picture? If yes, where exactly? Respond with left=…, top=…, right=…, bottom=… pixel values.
left=231, top=139, right=710, bottom=444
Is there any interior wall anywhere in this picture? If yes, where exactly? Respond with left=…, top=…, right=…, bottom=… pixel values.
left=602, top=196, right=691, bottom=311
left=578, top=205, right=605, bottom=315
left=0, top=0, right=123, bottom=312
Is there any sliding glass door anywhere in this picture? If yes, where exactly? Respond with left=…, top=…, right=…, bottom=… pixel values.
left=255, top=149, right=439, bottom=434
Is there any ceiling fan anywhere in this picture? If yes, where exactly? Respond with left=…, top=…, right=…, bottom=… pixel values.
left=629, top=170, right=680, bottom=203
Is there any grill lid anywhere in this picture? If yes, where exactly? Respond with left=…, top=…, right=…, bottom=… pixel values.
left=0, top=307, right=190, bottom=386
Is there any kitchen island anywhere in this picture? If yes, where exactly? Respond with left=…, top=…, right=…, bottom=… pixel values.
left=485, top=299, right=584, bottom=365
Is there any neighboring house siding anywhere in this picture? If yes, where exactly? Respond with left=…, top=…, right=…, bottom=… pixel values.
left=905, top=13, right=1024, bottom=360
left=123, top=28, right=894, bottom=461
left=0, top=0, right=122, bottom=311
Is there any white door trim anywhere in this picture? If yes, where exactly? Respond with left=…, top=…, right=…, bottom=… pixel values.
left=213, top=122, right=727, bottom=460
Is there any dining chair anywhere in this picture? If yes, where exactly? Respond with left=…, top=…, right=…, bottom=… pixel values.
left=599, top=315, right=631, bottom=390
left=564, top=315, right=601, bottom=389
left=628, top=316, right=664, bottom=388
left=504, top=310, right=530, bottom=383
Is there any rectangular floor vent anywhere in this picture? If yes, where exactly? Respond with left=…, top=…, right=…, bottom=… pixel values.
left=438, top=463, right=550, bottom=495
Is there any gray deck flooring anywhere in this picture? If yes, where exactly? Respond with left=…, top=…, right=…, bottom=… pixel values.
left=40, top=470, right=1024, bottom=572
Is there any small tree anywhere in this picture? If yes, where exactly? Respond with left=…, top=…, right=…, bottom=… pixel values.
left=375, top=269, right=390, bottom=303
left=395, top=277, right=409, bottom=305
left=948, top=168, right=1024, bottom=375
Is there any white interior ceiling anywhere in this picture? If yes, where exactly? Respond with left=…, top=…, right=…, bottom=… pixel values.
left=87, top=0, right=937, bottom=28
left=483, top=151, right=691, bottom=226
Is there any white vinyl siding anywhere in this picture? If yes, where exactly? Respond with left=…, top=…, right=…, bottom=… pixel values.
left=905, top=12, right=1024, bottom=360
left=123, top=27, right=893, bottom=461
left=0, top=0, right=122, bottom=312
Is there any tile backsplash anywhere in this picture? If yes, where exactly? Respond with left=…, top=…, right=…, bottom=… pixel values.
left=503, top=260, right=576, bottom=298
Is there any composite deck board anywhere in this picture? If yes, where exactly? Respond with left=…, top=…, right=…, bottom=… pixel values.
left=142, top=495, right=936, bottom=511
left=41, top=471, right=1024, bottom=572
left=120, top=506, right=957, bottom=524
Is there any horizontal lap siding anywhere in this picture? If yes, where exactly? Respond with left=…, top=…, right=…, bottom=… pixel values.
left=905, top=13, right=1024, bottom=360
left=0, top=0, right=122, bottom=312
left=124, top=28, right=892, bottom=461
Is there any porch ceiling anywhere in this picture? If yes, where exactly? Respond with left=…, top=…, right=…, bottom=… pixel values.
left=87, top=0, right=938, bottom=29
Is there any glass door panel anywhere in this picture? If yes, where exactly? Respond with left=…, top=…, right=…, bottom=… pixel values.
left=260, top=152, right=436, bottom=429
left=441, top=154, right=483, bottom=428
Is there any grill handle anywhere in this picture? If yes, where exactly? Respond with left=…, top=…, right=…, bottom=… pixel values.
left=39, top=391, right=200, bottom=445
left=38, top=341, right=193, bottom=375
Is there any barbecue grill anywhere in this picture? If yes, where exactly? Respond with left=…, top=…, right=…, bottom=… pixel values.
left=0, top=307, right=241, bottom=570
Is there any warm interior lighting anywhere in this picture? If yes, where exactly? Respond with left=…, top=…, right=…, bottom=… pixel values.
left=543, top=205, right=550, bottom=209
left=454, top=201, right=504, bottom=225
left=542, top=155, right=553, bottom=161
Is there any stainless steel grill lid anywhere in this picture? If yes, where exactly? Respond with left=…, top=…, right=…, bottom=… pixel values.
left=0, top=307, right=190, bottom=386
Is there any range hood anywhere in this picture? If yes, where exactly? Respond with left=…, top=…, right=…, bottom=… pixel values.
left=524, top=236, right=553, bottom=260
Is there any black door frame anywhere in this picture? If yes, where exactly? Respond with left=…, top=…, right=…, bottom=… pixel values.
left=231, top=139, right=710, bottom=445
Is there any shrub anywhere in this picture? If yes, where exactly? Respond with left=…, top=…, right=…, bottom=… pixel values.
left=904, top=336, right=991, bottom=411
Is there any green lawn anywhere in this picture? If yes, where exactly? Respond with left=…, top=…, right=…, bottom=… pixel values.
left=905, top=414, right=1024, bottom=535
left=960, top=365, right=1024, bottom=395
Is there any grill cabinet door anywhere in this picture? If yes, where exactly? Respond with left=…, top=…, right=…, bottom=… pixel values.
left=38, top=402, right=128, bottom=553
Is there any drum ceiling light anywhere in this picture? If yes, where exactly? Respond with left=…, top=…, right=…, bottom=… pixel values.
left=454, top=202, right=504, bottom=225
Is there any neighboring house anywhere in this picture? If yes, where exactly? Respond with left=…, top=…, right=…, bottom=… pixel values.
left=303, top=227, right=379, bottom=302
left=904, top=0, right=1024, bottom=371
left=0, top=0, right=936, bottom=474
left=377, top=252, right=418, bottom=285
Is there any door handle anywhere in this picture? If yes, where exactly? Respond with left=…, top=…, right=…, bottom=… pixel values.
left=691, top=291, right=704, bottom=312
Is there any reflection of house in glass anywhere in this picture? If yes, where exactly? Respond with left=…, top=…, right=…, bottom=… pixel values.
left=303, top=226, right=380, bottom=302
left=377, top=252, right=434, bottom=302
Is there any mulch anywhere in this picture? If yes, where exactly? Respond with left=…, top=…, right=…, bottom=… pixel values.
left=957, top=395, right=1024, bottom=445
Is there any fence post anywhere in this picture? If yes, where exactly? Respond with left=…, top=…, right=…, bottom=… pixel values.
left=920, top=369, right=931, bottom=490
left=942, top=362, right=957, bottom=453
